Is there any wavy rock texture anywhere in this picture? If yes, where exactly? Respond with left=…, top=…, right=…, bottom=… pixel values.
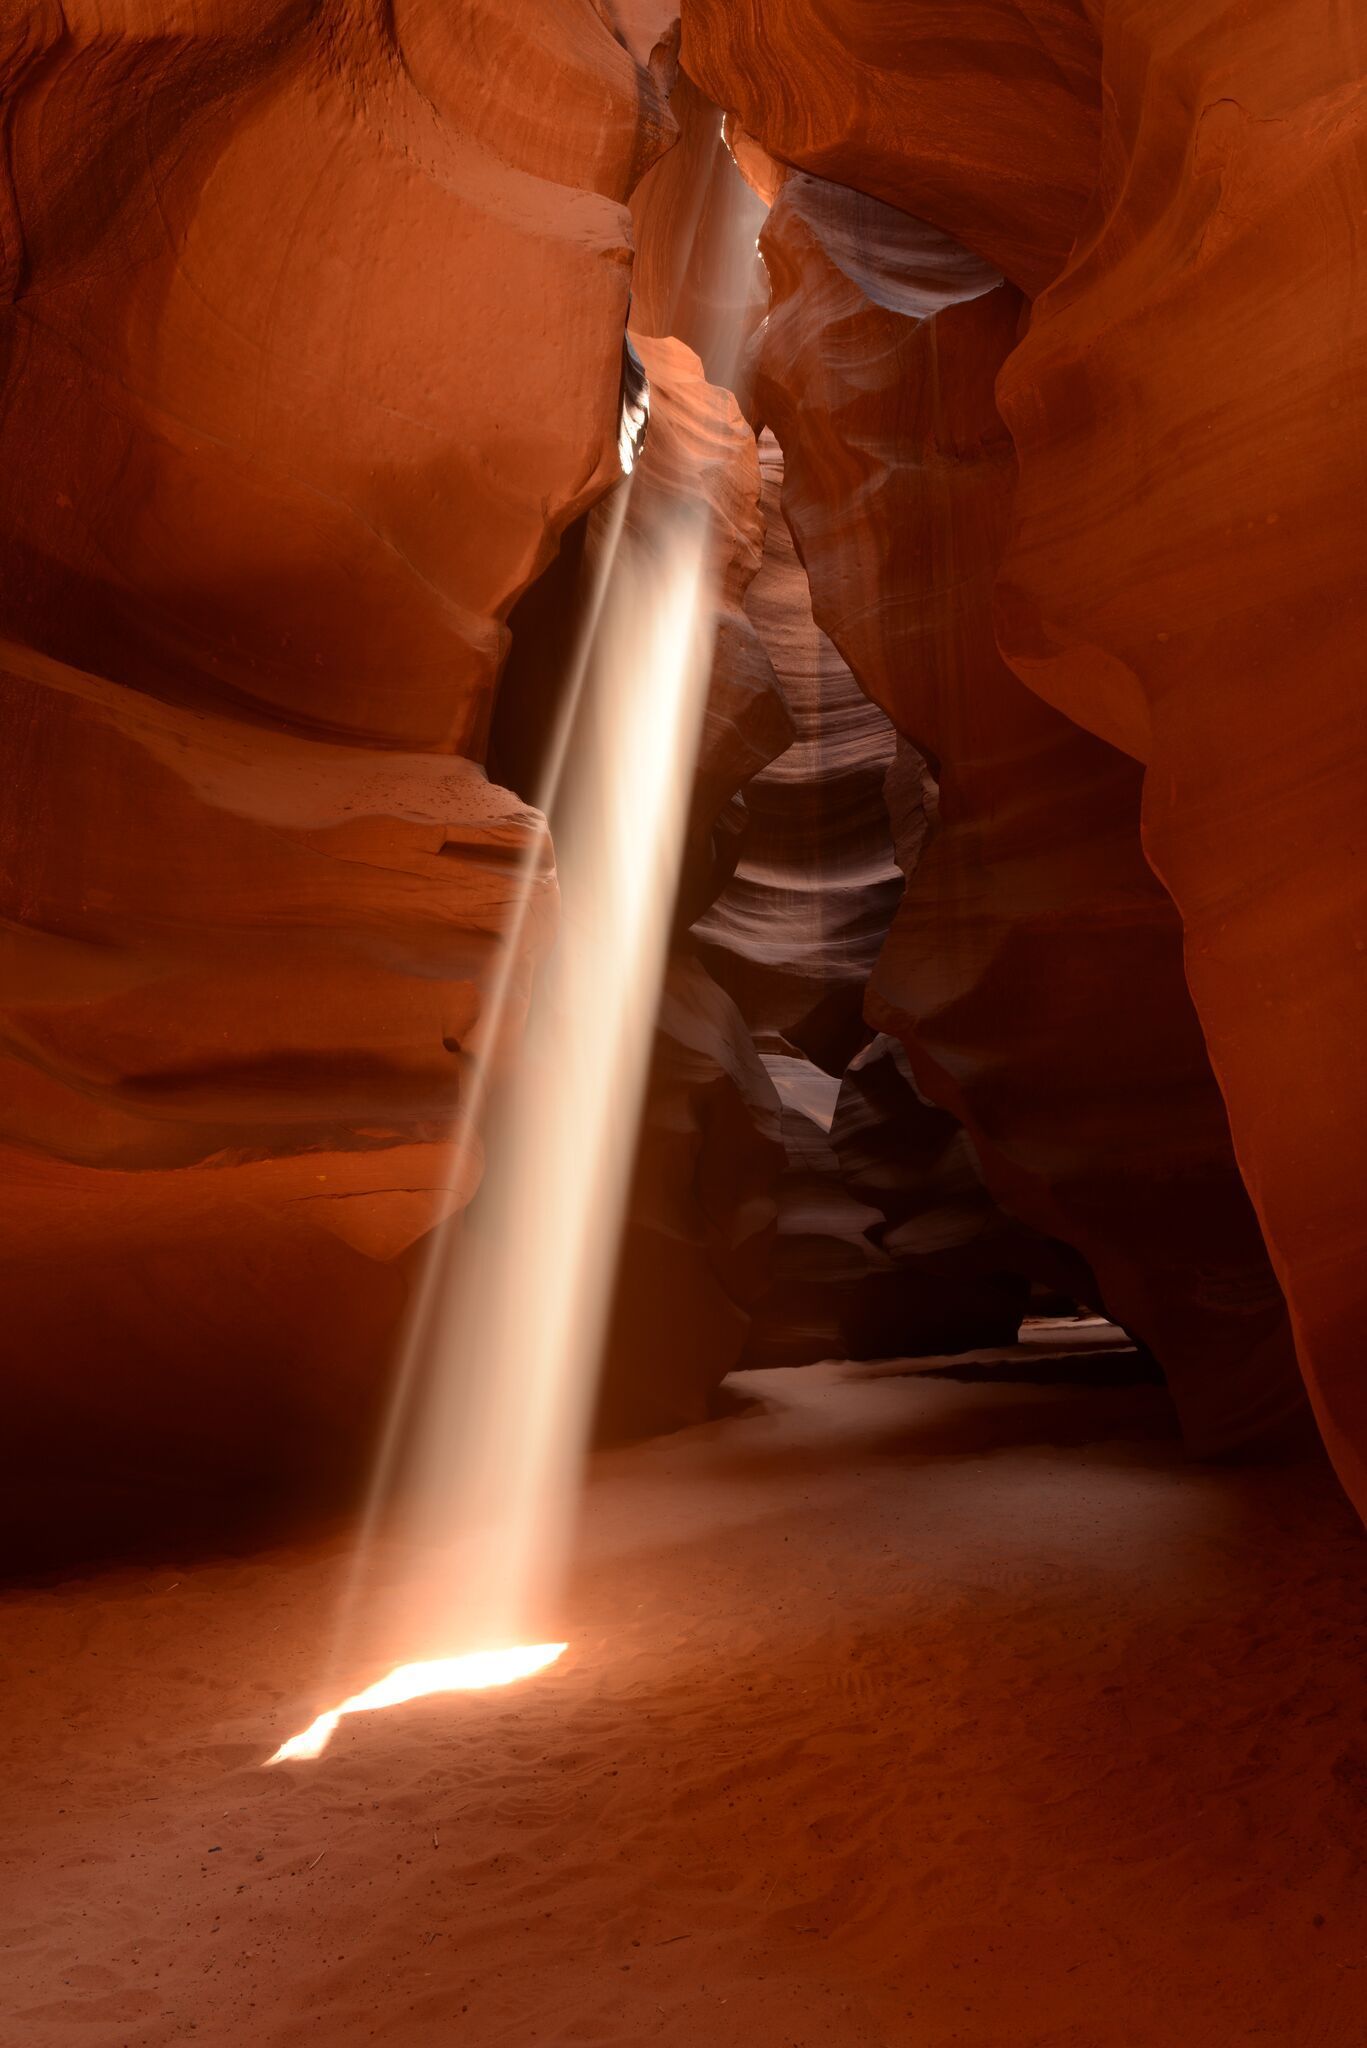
left=680, top=0, right=1101, bottom=294
left=754, top=173, right=1304, bottom=1455
left=0, top=632, right=557, bottom=1526
left=683, top=0, right=1367, bottom=1518
left=699, top=434, right=1057, bottom=1366
left=995, top=4, right=1367, bottom=1510
left=0, top=0, right=676, bottom=1513
left=695, top=431, right=901, bottom=1072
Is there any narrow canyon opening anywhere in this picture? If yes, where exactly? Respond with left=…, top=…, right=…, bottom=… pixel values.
left=1, top=10, right=1364, bottom=2048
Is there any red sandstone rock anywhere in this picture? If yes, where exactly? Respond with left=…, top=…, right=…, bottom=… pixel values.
left=683, top=0, right=1367, bottom=1521
left=994, top=2, right=1367, bottom=1513
left=0, top=0, right=677, bottom=1497
left=680, top=0, right=1101, bottom=294
left=2, top=1, right=677, bottom=747
left=754, top=173, right=1305, bottom=1454
left=0, top=632, right=556, bottom=1497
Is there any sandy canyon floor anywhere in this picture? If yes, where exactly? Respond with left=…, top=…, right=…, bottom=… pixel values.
left=3, top=1361, right=1365, bottom=2048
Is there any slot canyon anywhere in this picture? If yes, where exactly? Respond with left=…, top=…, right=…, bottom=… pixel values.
left=1, top=3, right=1364, bottom=2043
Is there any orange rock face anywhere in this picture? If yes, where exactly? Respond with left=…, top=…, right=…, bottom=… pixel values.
left=0, top=629, right=558, bottom=1532
left=995, top=5, right=1367, bottom=1508
left=0, top=0, right=676, bottom=1513
left=686, top=1, right=1367, bottom=1511
left=754, top=174, right=1305, bottom=1454
left=680, top=0, right=1101, bottom=293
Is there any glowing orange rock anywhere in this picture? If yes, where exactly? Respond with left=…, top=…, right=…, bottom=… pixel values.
left=0, top=0, right=677, bottom=1543
left=996, top=3, right=1367, bottom=1511
left=680, top=0, right=1100, bottom=293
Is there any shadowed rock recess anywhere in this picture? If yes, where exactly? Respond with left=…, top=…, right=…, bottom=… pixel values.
left=2, top=0, right=1365, bottom=1535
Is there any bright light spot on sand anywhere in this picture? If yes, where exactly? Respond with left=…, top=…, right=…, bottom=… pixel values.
left=267, top=1643, right=567, bottom=1764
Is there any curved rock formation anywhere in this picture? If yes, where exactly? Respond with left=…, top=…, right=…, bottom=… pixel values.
left=0, top=0, right=677, bottom=1509
left=680, top=0, right=1101, bottom=294
left=695, top=431, right=901, bottom=1072
left=0, top=629, right=557, bottom=1522
left=682, top=0, right=1367, bottom=1520
left=754, top=172, right=1305, bottom=1455
left=995, top=6, right=1367, bottom=1509
left=699, top=431, right=1064, bottom=1368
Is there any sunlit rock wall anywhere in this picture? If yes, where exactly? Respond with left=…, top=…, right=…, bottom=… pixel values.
left=685, top=0, right=1367, bottom=1507
left=0, top=0, right=678, bottom=1518
left=995, top=4, right=1367, bottom=1509
left=680, top=0, right=1101, bottom=294
left=753, top=174, right=1304, bottom=1456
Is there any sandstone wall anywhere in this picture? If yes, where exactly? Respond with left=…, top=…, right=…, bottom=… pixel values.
left=0, top=0, right=677, bottom=1514
left=753, top=173, right=1304, bottom=1455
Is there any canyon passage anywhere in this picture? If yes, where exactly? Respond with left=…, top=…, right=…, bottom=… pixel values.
left=1, top=6, right=1365, bottom=2046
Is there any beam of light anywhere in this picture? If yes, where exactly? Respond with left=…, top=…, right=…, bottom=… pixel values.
left=341, top=482, right=637, bottom=1581
left=393, top=508, right=716, bottom=1648
left=272, top=121, right=763, bottom=1769
left=270, top=508, right=716, bottom=1763
left=266, top=1643, right=567, bottom=1765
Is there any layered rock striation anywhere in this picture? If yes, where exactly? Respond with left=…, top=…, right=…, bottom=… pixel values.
left=683, top=0, right=1367, bottom=1516
left=753, top=172, right=1304, bottom=1454
left=680, top=0, right=1101, bottom=295
left=700, top=433, right=1068, bottom=1368
left=694, top=432, right=902, bottom=1073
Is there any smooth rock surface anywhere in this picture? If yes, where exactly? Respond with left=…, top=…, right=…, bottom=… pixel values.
left=755, top=173, right=1305, bottom=1456
left=0, top=0, right=677, bottom=1509
left=995, top=1, right=1367, bottom=1513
